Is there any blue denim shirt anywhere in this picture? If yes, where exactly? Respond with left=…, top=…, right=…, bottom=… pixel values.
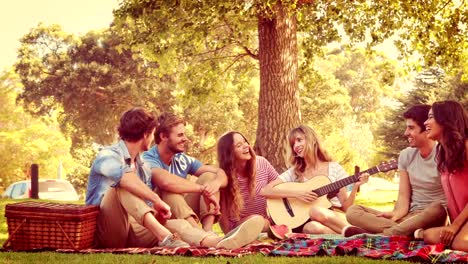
left=142, top=145, right=202, bottom=179
left=85, top=140, right=153, bottom=206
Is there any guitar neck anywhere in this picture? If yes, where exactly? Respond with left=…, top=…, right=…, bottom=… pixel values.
left=313, top=166, right=380, bottom=197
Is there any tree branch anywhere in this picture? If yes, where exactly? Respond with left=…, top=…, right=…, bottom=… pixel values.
left=221, top=17, right=258, bottom=60
left=222, top=53, right=249, bottom=73
left=436, top=0, right=453, bottom=14
left=242, top=46, right=258, bottom=60
left=183, top=44, right=232, bottom=58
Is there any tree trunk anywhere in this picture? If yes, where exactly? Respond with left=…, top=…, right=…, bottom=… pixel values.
left=254, top=3, right=301, bottom=172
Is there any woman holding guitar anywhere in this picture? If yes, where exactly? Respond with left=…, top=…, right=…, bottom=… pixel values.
left=261, top=125, right=369, bottom=234
left=417, top=100, right=468, bottom=251
left=217, top=131, right=279, bottom=234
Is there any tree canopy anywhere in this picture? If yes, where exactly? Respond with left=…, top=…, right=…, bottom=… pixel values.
left=111, top=0, right=468, bottom=170
left=15, top=24, right=172, bottom=147
left=7, top=0, right=468, bottom=189
left=379, top=66, right=468, bottom=158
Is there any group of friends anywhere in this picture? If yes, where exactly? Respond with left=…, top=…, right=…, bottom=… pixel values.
left=85, top=100, right=468, bottom=251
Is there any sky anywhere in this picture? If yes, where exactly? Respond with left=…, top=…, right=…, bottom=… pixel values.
left=0, top=0, right=119, bottom=70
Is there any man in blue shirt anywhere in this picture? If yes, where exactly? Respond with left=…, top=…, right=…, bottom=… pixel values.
left=86, top=107, right=263, bottom=249
left=143, top=112, right=228, bottom=232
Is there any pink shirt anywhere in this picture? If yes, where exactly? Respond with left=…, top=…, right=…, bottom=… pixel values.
left=229, top=156, right=278, bottom=229
left=441, top=166, right=468, bottom=221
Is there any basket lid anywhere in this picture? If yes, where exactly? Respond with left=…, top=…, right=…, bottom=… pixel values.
left=5, top=201, right=99, bottom=215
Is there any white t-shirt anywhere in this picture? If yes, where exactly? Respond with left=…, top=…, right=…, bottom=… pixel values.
left=398, top=146, right=446, bottom=212
left=278, top=162, right=348, bottom=207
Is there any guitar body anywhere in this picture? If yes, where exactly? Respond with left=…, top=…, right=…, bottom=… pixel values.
left=266, top=160, right=398, bottom=229
left=266, top=176, right=333, bottom=229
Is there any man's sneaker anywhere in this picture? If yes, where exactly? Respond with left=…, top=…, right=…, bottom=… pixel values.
left=216, top=215, right=264, bottom=249
left=342, top=225, right=368, bottom=237
left=414, top=228, right=424, bottom=240
left=267, top=224, right=291, bottom=240
left=158, top=234, right=190, bottom=248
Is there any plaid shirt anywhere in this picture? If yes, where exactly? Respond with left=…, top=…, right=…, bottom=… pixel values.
left=85, top=140, right=152, bottom=206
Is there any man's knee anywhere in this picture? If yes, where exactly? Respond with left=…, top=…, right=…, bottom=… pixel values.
left=346, top=205, right=363, bottom=223
left=347, top=204, right=363, bottom=213
left=115, top=188, right=155, bottom=225
left=161, top=191, right=186, bottom=205
left=196, top=172, right=217, bottom=184
left=161, top=191, right=197, bottom=220
left=427, top=201, right=445, bottom=212
left=426, top=202, right=448, bottom=224
left=431, top=202, right=447, bottom=216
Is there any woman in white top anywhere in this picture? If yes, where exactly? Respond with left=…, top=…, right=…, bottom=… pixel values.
left=261, top=125, right=368, bottom=234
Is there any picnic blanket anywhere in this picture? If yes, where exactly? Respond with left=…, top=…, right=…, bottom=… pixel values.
left=263, top=233, right=468, bottom=263
left=5, top=234, right=468, bottom=262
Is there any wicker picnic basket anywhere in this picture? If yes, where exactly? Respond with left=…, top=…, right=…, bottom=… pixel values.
left=3, top=201, right=99, bottom=250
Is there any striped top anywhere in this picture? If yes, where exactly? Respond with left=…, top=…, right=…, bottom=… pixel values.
left=228, top=156, right=278, bottom=229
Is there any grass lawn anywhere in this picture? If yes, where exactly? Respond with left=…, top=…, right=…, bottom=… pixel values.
left=0, top=190, right=412, bottom=264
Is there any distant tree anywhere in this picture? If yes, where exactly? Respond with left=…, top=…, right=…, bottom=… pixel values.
left=332, top=49, right=396, bottom=125
left=15, top=24, right=174, bottom=147
left=299, top=48, right=399, bottom=170
left=378, top=67, right=467, bottom=158
left=0, top=70, right=80, bottom=190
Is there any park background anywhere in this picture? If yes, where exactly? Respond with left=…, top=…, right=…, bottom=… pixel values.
left=0, top=0, right=467, bottom=197
left=1, top=1, right=468, bottom=263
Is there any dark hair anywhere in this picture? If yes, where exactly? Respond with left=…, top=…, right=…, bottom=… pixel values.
left=118, top=107, right=157, bottom=142
left=217, top=131, right=256, bottom=220
left=432, top=100, right=468, bottom=173
left=403, top=104, right=431, bottom=132
left=155, top=112, right=185, bottom=144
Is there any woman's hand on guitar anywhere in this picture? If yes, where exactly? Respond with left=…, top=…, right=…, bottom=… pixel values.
left=355, top=173, right=370, bottom=187
left=295, top=190, right=318, bottom=203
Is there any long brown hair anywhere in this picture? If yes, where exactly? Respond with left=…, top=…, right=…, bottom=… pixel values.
left=287, top=125, right=332, bottom=181
left=217, top=131, right=256, bottom=220
left=432, top=101, right=468, bottom=173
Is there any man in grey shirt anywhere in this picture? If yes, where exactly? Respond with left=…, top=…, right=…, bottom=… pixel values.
left=343, top=104, right=447, bottom=237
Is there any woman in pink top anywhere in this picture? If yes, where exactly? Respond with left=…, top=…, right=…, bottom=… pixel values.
left=217, top=131, right=279, bottom=233
left=420, top=100, right=468, bottom=251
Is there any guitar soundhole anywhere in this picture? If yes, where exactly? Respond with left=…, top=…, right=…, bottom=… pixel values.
left=282, top=198, right=295, bottom=217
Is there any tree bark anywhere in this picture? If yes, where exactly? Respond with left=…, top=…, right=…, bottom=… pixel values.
left=254, top=3, right=301, bottom=172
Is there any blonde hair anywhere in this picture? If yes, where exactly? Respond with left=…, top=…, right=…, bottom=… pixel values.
left=287, top=125, right=331, bottom=181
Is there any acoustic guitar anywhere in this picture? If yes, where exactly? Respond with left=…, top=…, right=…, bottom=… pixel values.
left=266, top=160, right=398, bottom=229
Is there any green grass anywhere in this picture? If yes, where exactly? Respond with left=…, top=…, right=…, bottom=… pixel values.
left=356, top=190, right=397, bottom=210
left=0, top=191, right=409, bottom=264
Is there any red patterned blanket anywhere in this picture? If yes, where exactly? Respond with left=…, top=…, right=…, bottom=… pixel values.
left=263, top=234, right=468, bottom=262
left=5, top=234, right=468, bottom=262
